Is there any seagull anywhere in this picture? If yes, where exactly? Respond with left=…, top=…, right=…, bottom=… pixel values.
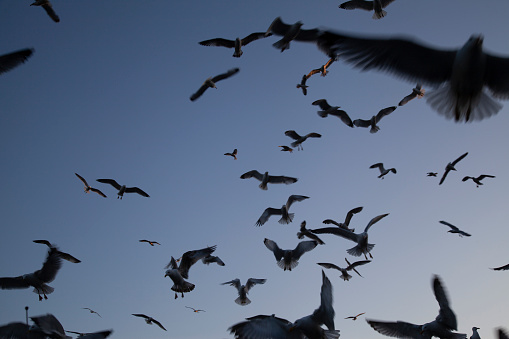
left=266, top=17, right=320, bottom=52
left=199, top=32, right=271, bottom=57
left=399, top=84, right=425, bottom=106
left=370, top=163, right=397, bottom=179
left=311, top=213, right=389, bottom=259
left=96, top=179, right=149, bottom=199
left=318, top=258, right=371, bottom=281
left=255, top=195, right=309, bottom=226
left=471, top=327, right=481, bottom=339
left=185, top=306, right=206, bottom=313
left=499, top=329, right=509, bottom=339
left=439, top=152, right=468, bottom=185
left=345, top=312, right=366, bottom=321
left=190, top=68, right=240, bottom=101
left=221, top=278, right=266, bottom=306
left=278, top=145, right=294, bottom=153
left=30, top=313, right=68, bottom=338
left=224, top=149, right=238, bottom=160
left=284, top=130, right=322, bottom=150
left=240, top=170, right=297, bottom=190
left=33, top=240, right=81, bottom=263
left=263, top=238, right=318, bottom=271
left=427, top=172, right=438, bottom=177
left=0, top=247, right=62, bottom=300
left=462, top=175, right=495, bottom=187
left=339, top=0, right=396, bottom=19
left=229, top=270, right=339, bottom=339
left=322, top=206, right=363, bottom=232
left=306, top=57, right=336, bottom=77
left=312, top=99, right=354, bottom=127
left=75, top=173, right=107, bottom=198
left=0, top=48, right=34, bottom=76
left=201, top=254, right=225, bottom=266
left=297, top=221, right=325, bottom=245
left=132, top=314, right=167, bottom=331
left=353, top=106, right=397, bottom=133
left=31, top=0, right=60, bottom=22
left=490, top=263, right=509, bottom=271
left=367, top=275, right=466, bottom=339
left=139, top=240, right=161, bottom=246
left=439, top=221, right=471, bottom=237
left=83, top=308, right=101, bottom=317
left=296, top=74, right=309, bottom=95
left=164, top=245, right=216, bottom=299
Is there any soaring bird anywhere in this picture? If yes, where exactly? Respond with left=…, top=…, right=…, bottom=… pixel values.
left=312, top=99, right=354, bottom=127
left=278, top=145, right=294, bottom=153
left=224, top=149, right=238, bottom=160
left=31, top=0, right=60, bottom=22
left=345, top=312, right=366, bottom=321
left=439, top=152, right=468, bottom=185
left=367, top=275, right=466, bottom=339
left=318, top=258, right=371, bottom=281
left=132, top=314, right=167, bottom=331
left=399, top=84, right=425, bottom=106
left=427, top=172, right=438, bottom=177
left=199, top=32, right=271, bottom=57
left=439, top=221, right=471, bottom=237
left=240, top=170, right=297, bottom=190
left=139, top=240, right=161, bottom=246
left=83, top=308, right=101, bottom=317
left=33, top=240, right=81, bottom=263
left=322, top=206, right=363, bottom=232
left=185, top=306, right=206, bottom=313
left=222, top=278, right=266, bottom=306
left=75, top=173, right=107, bottom=198
left=339, top=0, right=396, bottom=19
left=164, top=245, right=216, bottom=299
left=229, top=270, right=339, bottom=339
left=284, top=130, right=322, bottom=150
left=490, top=263, right=509, bottom=271
left=190, top=68, right=239, bottom=101
left=312, top=213, right=389, bottom=259
left=266, top=17, right=320, bottom=52
left=256, top=195, right=309, bottom=226
left=0, top=247, right=62, bottom=300
left=462, top=175, right=495, bottom=187
left=0, top=48, right=34, bottom=75
left=297, top=221, right=325, bottom=245
left=370, top=163, right=397, bottom=179
left=264, top=238, right=318, bottom=271
left=296, top=74, right=309, bottom=95
left=471, top=327, right=481, bottom=339
left=307, top=57, right=336, bottom=77
left=353, top=106, right=397, bottom=133
left=201, top=254, right=225, bottom=266
left=96, top=179, right=149, bottom=199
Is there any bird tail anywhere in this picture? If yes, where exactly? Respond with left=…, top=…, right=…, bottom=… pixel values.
left=33, top=284, right=54, bottom=295
left=233, top=51, right=243, bottom=58
left=258, top=183, right=268, bottom=190
left=296, top=231, right=304, bottom=239
left=324, top=330, right=341, bottom=339
left=373, top=10, right=387, bottom=19
left=370, top=126, right=380, bottom=133
left=273, top=39, right=289, bottom=52
left=317, top=110, right=328, bottom=118
left=278, top=213, right=294, bottom=224
left=347, top=243, right=374, bottom=257
left=277, top=259, right=298, bottom=271
left=235, top=296, right=251, bottom=306
left=171, top=281, right=195, bottom=293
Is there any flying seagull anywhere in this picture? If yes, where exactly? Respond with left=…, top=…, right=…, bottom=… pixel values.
left=427, top=172, right=438, bottom=177
left=199, top=32, right=271, bottom=57
left=139, top=240, right=160, bottom=246
left=339, top=0, right=396, bottom=19
left=263, top=238, right=318, bottom=271
left=322, top=206, right=363, bottom=232
left=0, top=48, right=34, bottom=76
left=345, top=312, right=366, bottom=321
left=132, top=314, right=167, bottom=331
left=221, top=278, right=266, bottom=306
left=312, top=213, right=389, bottom=259
left=266, top=17, right=320, bottom=52
left=296, top=74, right=309, bottom=95
left=462, top=175, right=495, bottom=187
left=367, top=275, right=466, bottom=339
left=224, top=149, right=237, bottom=160
left=83, top=308, right=101, bottom=317
left=278, top=145, right=294, bottom=153
left=240, top=170, right=297, bottom=190
left=256, top=195, right=309, bottom=226
left=318, top=258, right=371, bottom=281
left=297, top=221, right=325, bottom=245
left=399, top=84, right=425, bottom=106
left=284, top=130, right=322, bottom=150
left=439, top=221, right=471, bottom=237
left=229, top=270, right=339, bottom=339
left=370, top=163, right=397, bottom=179
left=490, top=263, right=509, bottom=271
left=33, top=240, right=81, bottom=263
left=439, top=152, right=468, bottom=185
left=312, top=99, right=354, bottom=127
left=0, top=247, right=62, bottom=300
left=185, top=306, right=206, bottom=313
left=75, top=173, right=107, bottom=198
left=164, top=245, right=216, bottom=299
left=353, top=106, right=397, bottom=133
left=201, top=254, right=225, bottom=266
left=190, top=68, right=239, bottom=101
left=307, top=57, right=337, bottom=77
left=96, top=179, right=149, bottom=199
left=471, top=327, right=481, bottom=339
left=31, top=0, right=60, bottom=22
left=0, top=314, right=68, bottom=338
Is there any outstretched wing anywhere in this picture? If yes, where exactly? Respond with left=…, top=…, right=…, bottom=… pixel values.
left=240, top=170, right=263, bottom=181
left=90, top=188, right=107, bottom=197
left=125, top=187, right=150, bottom=197
left=263, top=238, right=284, bottom=261
left=312, top=99, right=332, bottom=110
left=491, top=263, right=509, bottom=271
left=222, top=278, right=242, bottom=291
left=199, top=38, right=235, bottom=48
left=256, top=208, right=282, bottom=226
left=179, top=245, right=217, bottom=279
left=353, top=118, right=371, bottom=128
left=75, top=173, right=89, bottom=187
left=317, top=262, right=342, bottom=271
left=439, top=220, right=459, bottom=232
left=375, top=106, right=397, bottom=122
left=0, top=48, right=34, bottom=75
left=367, top=319, right=427, bottom=339
left=292, top=240, right=318, bottom=260
left=245, top=278, right=266, bottom=291
left=345, top=206, right=363, bottom=226
left=451, top=152, right=468, bottom=166
left=96, top=179, right=122, bottom=190
left=311, top=226, right=358, bottom=242
left=364, top=213, right=389, bottom=232
left=339, top=0, right=374, bottom=11
left=284, top=130, right=302, bottom=140
left=211, top=68, right=240, bottom=82
left=312, top=270, right=335, bottom=331
left=241, top=32, right=270, bottom=45
left=190, top=83, right=209, bottom=101
left=432, top=275, right=457, bottom=330
left=42, top=3, right=60, bottom=22
left=286, top=195, right=309, bottom=209
left=267, top=175, right=298, bottom=185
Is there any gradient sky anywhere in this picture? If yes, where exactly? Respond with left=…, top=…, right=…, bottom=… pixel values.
left=1, top=1, right=509, bottom=338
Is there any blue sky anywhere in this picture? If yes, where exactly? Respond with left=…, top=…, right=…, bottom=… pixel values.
left=1, top=1, right=509, bottom=338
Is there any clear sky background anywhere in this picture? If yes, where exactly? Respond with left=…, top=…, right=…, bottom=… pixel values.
left=1, top=1, right=509, bottom=338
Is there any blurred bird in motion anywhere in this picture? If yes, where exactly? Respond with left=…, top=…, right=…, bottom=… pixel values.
left=190, top=68, right=240, bottom=101
left=339, top=0, right=396, bottom=19
left=0, top=48, right=34, bottom=75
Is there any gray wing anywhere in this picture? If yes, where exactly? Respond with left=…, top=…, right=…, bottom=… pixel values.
left=42, top=3, right=60, bottom=22
left=364, top=213, right=389, bottom=232
left=89, top=187, right=107, bottom=197
left=286, top=195, right=309, bottom=209
left=229, top=314, right=295, bottom=339
left=240, top=170, right=264, bottom=181
left=312, top=270, right=335, bottom=331
left=304, top=132, right=322, bottom=139
left=222, top=278, right=242, bottom=291
left=211, top=68, right=240, bottom=82
left=344, top=206, right=363, bottom=226
left=284, top=130, right=302, bottom=140
left=478, top=175, right=495, bottom=180
left=96, top=179, right=122, bottom=190
left=432, top=275, right=457, bottom=330
left=367, top=319, right=427, bottom=339
left=263, top=238, right=284, bottom=261
left=31, top=314, right=66, bottom=338
left=179, top=245, right=217, bottom=279
left=292, top=240, right=318, bottom=260
left=0, top=276, right=30, bottom=289
left=312, top=99, right=332, bottom=110
left=311, top=226, right=358, bottom=242
left=267, top=175, right=298, bottom=185
left=317, top=262, right=342, bottom=271
left=57, top=251, right=81, bottom=263
left=256, top=207, right=282, bottom=226
left=439, top=220, right=459, bottom=232
left=245, top=278, right=266, bottom=291
left=353, top=118, right=371, bottom=128
left=199, top=38, right=236, bottom=48
left=151, top=319, right=167, bottom=331
left=339, top=1, right=375, bottom=10
left=75, top=173, right=89, bottom=187
left=346, top=259, right=371, bottom=271
left=165, top=256, right=178, bottom=270
left=0, top=48, right=34, bottom=75
left=190, top=83, right=209, bottom=101
left=124, top=186, right=150, bottom=197
left=330, top=109, right=354, bottom=127
left=485, top=54, right=509, bottom=99
left=491, top=263, right=509, bottom=271
left=451, top=152, right=468, bottom=166
left=241, top=32, right=270, bottom=45
left=375, top=106, right=397, bottom=122
left=201, top=254, right=225, bottom=266
left=370, top=163, right=384, bottom=172
left=268, top=17, right=320, bottom=42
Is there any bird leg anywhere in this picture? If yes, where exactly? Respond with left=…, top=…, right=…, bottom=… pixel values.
left=181, top=292, right=184, bottom=298
left=174, top=293, right=178, bottom=299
